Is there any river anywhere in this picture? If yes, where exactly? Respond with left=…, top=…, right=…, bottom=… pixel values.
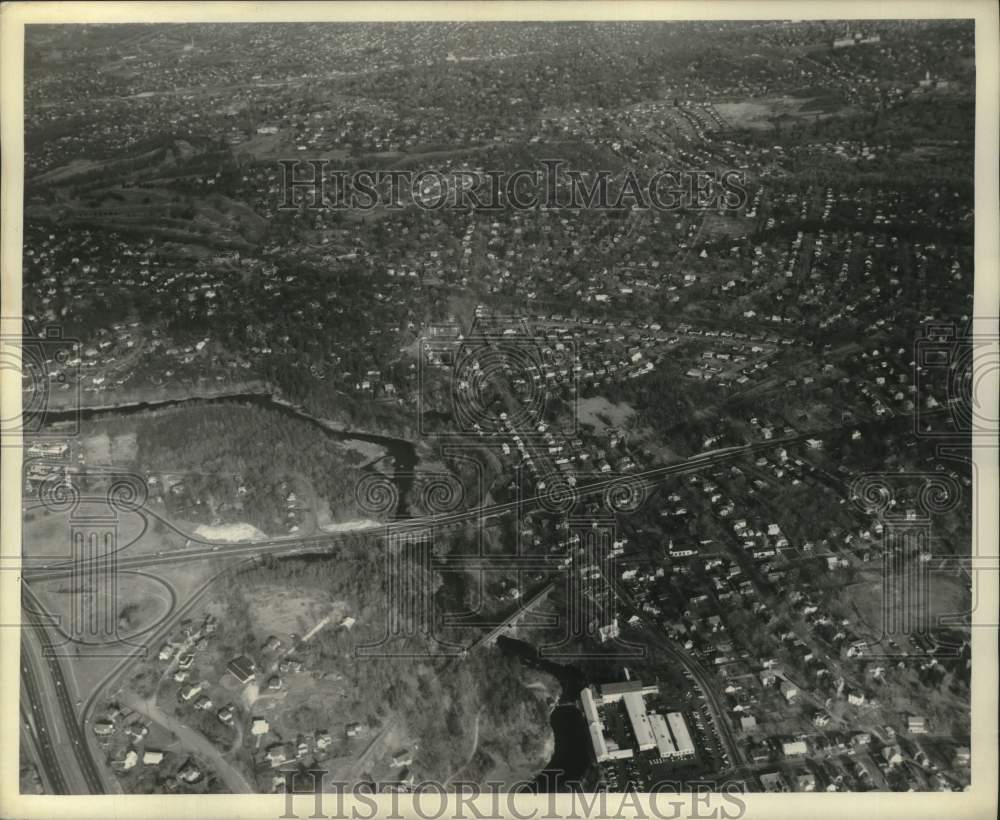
left=42, top=391, right=420, bottom=517
left=495, top=637, right=595, bottom=790
left=43, top=394, right=599, bottom=784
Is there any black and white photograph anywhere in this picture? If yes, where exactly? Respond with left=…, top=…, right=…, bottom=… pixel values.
left=1, top=2, right=997, bottom=818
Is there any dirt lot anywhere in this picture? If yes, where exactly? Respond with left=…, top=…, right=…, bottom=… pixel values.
left=247, top=587, right=348, bottom=643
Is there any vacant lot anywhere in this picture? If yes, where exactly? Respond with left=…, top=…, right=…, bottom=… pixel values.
left=82, top=431, right=139, bottom=465
left=716, top=96, right=852, bottom=131
left=22, top=500, right=151, bottom=562
left=577, top=395, right=635, bottom=429
left=844, top=566, right=970, bottom=642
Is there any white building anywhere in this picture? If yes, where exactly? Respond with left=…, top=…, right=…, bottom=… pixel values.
left=622, top=692, right=656, bottom=751
left=783, top=740, right=808, bottom=758
left=666, top=712, right=695, bottom=756
left=650, top=713, right=677, bottom=758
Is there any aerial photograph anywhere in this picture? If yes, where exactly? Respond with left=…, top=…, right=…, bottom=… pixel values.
left=11, top=14, right=990, bottom=806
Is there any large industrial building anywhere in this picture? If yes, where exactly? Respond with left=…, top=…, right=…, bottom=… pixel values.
left=580, top=681, right=695, bottom=763
left=665, top=711, right=696, bottom=757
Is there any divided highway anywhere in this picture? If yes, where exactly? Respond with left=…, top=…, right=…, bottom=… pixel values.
left=26, top=434, right=810, bottom=581
left=21, top=586, right=108, bottom=794
left=19, top=411, right=928, bottom=792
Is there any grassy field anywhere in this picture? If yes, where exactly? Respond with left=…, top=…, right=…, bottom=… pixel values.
left=22, top=500, right=155, bottom=562
left=838, top=566, right=970, bottom=644
left=715, top=96, right=854, bottom=131
left=577, top=395, right=635, bottom=429
left=29, top=556, right=227, bottom=698
left=82, top=431, right=140, bottom=465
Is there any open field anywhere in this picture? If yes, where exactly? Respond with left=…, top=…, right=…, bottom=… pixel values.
left=28, top=557, right=227, bottom=698
left=577, top=395, right=635, bottom=429
left=841, top=566, right=971, bottom=644
left=22, top=501, right=155, bottom=562
left=715, top=96, right=855, bottom=130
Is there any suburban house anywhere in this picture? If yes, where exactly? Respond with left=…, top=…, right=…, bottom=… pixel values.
left=227, top=655, right=256, bottom=685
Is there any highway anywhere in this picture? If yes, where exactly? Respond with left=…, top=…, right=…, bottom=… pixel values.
left=452, top=327, right=752, bottom=770
left=20, top=676, right=71, bottom=795
left=20, top=587, right=108, bottom=794
left=21, top=560, right=255, bottom=795
left=19, top=407, right=942, bottom=793
left=27, top=402, right=945, bottom=583
left=24, top=433, right=813, bottom=582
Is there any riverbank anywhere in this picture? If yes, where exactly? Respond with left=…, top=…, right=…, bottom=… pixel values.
left=41, top=389, right=422, bottom=522
left=42, top=389, right=417, bottom=456
left=43, top=380, right=274, bottom=414
left=42, top=382, right=415, bottom=443
left=494, top=638, right=595, bottom=789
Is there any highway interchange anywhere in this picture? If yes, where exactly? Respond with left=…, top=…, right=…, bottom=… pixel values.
left=18, top=429, right=812, bottom=793
left=17, top=407, right=949, bottom=793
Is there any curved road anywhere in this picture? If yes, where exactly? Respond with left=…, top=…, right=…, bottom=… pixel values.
left=19, top=409, right=938, bottom=792
left=120, top=692, right=254, bottom=793
left=21, top=587, right=108, bottom=794
left=26, top=433, right=814, bottom=582
left=608, top=576, right=747, bottom=772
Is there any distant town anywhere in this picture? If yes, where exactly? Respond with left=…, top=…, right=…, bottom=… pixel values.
left=15, top=16, right=982, bottom=802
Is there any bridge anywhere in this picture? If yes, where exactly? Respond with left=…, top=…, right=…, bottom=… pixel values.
left=469, top=580, right=556, bottom=650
